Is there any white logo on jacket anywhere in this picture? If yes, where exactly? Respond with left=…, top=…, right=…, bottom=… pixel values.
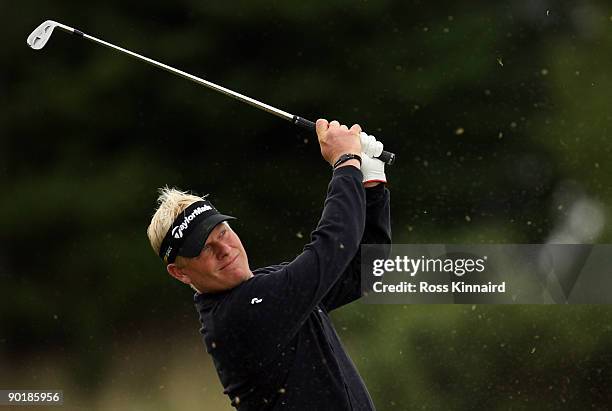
left=251, top=298, right=263, bottom=305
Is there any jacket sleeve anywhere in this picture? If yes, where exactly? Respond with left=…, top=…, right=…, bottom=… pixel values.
left=216, top=166, right=366, bottom=368
left=320, top=184, right=391, bottom=312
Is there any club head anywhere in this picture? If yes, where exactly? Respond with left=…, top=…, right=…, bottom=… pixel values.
left=27, top=20, right=60, bottom=50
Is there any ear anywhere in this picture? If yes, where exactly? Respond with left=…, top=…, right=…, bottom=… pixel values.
left=166, top=263, right=192, bottom=286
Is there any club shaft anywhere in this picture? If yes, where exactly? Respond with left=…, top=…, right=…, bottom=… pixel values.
left=57, top=25, right=396, bottom=165
left=65, top=28, right=295, bottom=122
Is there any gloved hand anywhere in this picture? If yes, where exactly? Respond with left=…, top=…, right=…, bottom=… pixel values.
left=360, top=132, right=384, bottom=158
left=359, top=132, right=386, bottom=184
left=361, top=152, right=387, bottom=184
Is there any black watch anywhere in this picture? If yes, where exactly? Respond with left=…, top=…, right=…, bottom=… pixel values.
left=333, top=153, right=362, bottom=169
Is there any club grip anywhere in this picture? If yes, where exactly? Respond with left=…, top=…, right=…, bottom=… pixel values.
left=292, top=116, right=396, bottom=166
left=376, top=150, right=395, bottom=165
left=293, top=116, right=316, bottom=131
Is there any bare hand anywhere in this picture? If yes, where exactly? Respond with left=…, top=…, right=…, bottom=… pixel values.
left=315, top=119, right=362, bottom=166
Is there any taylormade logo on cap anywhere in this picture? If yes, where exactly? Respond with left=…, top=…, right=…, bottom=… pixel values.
left=172, top=205, right=213, bottom=239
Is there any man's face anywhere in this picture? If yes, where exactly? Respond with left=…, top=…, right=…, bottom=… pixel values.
left=169, top=222, right=253, bottom=293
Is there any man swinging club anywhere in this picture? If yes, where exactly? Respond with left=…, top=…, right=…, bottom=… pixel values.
left=147, top=119, right=391, bottom=410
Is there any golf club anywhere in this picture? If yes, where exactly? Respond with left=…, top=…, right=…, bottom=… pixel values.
left=27, top=20, right=396, bottom=165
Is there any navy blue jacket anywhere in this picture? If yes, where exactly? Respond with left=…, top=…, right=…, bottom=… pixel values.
left=194, top=166, right=391, bottom=410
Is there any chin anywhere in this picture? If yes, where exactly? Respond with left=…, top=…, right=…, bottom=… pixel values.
left=224, top=266, right=246, bottom=281
left=235, top=269, right=250, bottom=282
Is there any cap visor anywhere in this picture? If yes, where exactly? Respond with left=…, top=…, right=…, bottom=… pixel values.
left=178, top=214, right=236, bottom=258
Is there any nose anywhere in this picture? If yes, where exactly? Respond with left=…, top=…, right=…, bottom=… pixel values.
left=216, top=242, right=232, bottom=260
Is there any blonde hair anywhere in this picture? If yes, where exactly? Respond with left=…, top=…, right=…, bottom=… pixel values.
left=147, top=187, right=206, bottom=256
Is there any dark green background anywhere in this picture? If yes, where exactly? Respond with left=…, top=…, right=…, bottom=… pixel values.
left=2, top=1, right=612, bottom=409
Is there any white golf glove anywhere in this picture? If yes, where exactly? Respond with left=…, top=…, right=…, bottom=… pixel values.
left=361, top=153, right=387, bottom=184
left=360, top=132, right=384, bottom=158
left=359, top=132, right=387, bottom=184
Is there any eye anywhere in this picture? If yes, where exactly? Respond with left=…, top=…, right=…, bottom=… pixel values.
left=220, top=229, right=227, bottom=237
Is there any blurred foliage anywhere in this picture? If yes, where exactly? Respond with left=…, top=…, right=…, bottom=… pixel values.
left=2, top=0, right=612, bottom=409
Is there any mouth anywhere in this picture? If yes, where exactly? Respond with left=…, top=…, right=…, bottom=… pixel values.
left=220, top=254, right=239, bottom=271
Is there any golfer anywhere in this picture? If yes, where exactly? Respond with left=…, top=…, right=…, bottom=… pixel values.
left=147, top=119, right=391, bottom=410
